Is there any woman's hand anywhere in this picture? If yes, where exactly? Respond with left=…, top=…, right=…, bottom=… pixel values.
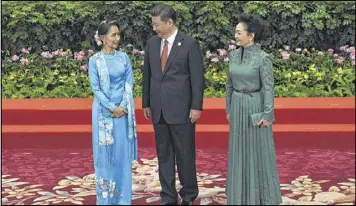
left=258, top=118, right=273, bottom=128
left=110, top=107, right=125, bottom=118
left=226, top=114, right=230, bottom=122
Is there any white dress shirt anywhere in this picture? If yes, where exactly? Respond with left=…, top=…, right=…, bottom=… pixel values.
left=160, top=28, right=178, bottom=57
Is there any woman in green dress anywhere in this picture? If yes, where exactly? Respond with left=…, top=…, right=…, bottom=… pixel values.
left=225, top=14, right=282, bottom=205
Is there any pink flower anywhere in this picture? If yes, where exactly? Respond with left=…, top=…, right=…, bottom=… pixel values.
left=132, top=49, right=139, bottom=55
left=11, top=55, right=20, bottom=61
left=333, top=54, right=338, bottom=57
left=88, top=50, right=94, bottom=56
left=94, top=31, right=102, bottom=46
left=60, top=51, right=68, bottom=57
left=78, top=51, right=85, bottom=56
left=75, top=54, right=84, bottom=62
left=280, top=51, right=290, bottom=59
left=74, top=51, right=85, bottom=62
left=139, top=50, right=145, bottom=55
left=340, top=45, right=349, bottom=51
left=41, top=51, right=49, bottom=58
left=335, top=57, right=345, bottom=64
left=328, top=49, right=334, bottom=55
left=53, top=50, right=60, bottom=56
left=52, top=50, right=66, bottom=57
left=80, top=64, right=88, bottom=72
left=217, top=49, right=228, bottom=56
left=43, top=51, right=54, bottom=58
left=345, top=47, right=355, bottom=53
left=21, top=48, right=30, bottom=54
left=20, top=57, right=30, bottom=66
left=224, top=57, right=229, bottom=62
left=211, top=57, right=219, bottom=63
left=206, top=51, right=212, bottom=58
left=350, top=53, right=355, bottom=60
left=228, top=44, right=236, bottom=51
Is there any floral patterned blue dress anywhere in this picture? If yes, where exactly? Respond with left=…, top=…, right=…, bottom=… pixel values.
left=88, top=50, right=137, bottom=205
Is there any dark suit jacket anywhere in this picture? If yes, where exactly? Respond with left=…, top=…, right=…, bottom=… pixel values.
left=142, top=31, right=205, bottom=124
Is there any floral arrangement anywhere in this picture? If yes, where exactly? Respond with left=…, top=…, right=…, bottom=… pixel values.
left=2, top=41, right=355, bottom=99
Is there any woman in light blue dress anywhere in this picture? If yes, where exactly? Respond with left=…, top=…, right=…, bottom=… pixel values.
left=88, top=20, right=138, bottom=205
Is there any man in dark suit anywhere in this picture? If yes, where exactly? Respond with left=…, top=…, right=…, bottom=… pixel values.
left=142, top=4, right=205, bottom=206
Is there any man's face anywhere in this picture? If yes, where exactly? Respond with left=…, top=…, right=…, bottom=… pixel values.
left=151, top=16, right=173, bottom=39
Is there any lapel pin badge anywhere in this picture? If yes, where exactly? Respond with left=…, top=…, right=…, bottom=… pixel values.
left=178, top=42, right=181, bottom=46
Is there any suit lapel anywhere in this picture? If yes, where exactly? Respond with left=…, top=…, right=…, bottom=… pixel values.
left=153, top=37, right=163, bottom=78
left=161, top=32, right=184, bottom=80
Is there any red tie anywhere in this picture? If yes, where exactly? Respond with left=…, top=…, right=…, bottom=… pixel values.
left=161, top=40, right=169, bottom=72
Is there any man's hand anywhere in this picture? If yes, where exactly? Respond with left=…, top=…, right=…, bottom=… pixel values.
left=190, top=109, right=201, bottom=123
left=143, top=107, right=152, bottom=120
left=111, top=107, right=125, bottom=118
left=226, top=114, right=230, bottom=123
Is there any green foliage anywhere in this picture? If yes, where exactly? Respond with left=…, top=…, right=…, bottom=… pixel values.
left=2, top=1, right=354, bottom=99
left=2, top=52, right=93, bottom=98
left=2, top=1, right=355, bottom=53
left=183, top=1, right=231, bottom=50
left=274, top=64, right=355, bottom=97
left=2, top=46, right=355, bottom=99
left=2, top=1, right=100, bottom=54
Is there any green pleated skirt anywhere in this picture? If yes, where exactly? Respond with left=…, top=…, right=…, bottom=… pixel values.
left=226, top=91, right=282, bottom=205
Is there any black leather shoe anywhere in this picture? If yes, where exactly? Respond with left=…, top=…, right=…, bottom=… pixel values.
left=181, top=200, right=193, bottom=205
left=162, top=201, right=177, bottom=205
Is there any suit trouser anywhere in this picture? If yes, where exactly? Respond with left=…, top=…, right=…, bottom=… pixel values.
left=153, top=112, right=199, bottom=203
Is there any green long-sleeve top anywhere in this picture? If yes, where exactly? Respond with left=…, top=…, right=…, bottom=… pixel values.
left=226, top=44, right=275, bottom=122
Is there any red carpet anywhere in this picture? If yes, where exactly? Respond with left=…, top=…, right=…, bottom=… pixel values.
left=1, top=148, right=355, bottom=205
left=1, top=98, right=355, bottom=205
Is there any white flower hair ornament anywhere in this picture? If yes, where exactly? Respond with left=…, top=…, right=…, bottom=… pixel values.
left=94, top=30, right=103, bottom=46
